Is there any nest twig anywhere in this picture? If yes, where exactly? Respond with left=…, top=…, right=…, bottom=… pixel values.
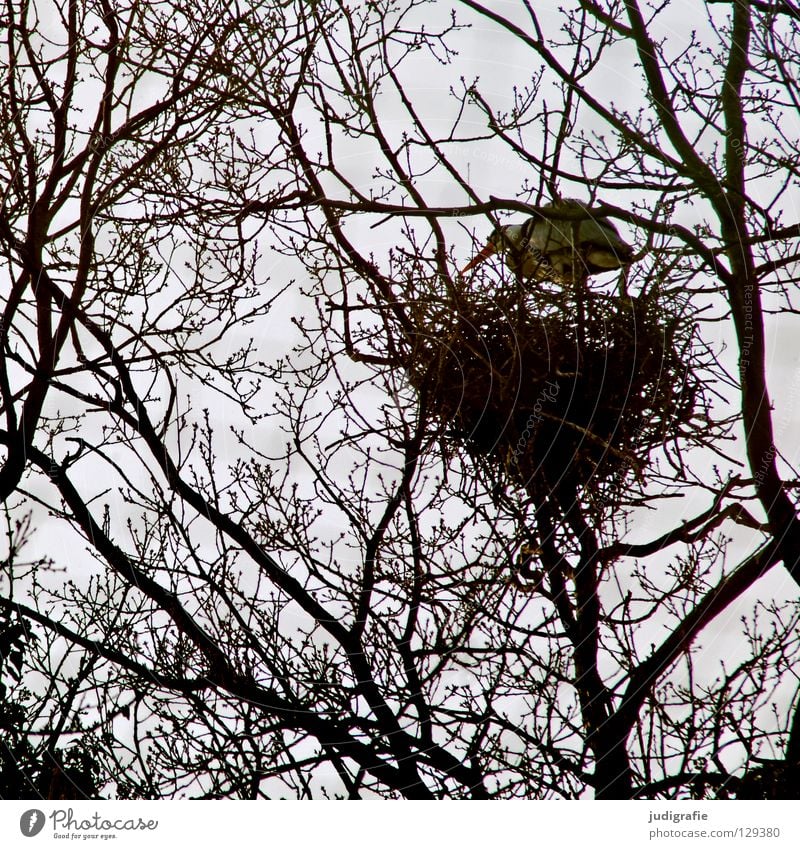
left=405, top=281, right=698, bottom=510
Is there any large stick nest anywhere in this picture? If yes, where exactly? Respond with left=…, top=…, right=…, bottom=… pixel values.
left=405, top=282, right=698, bottom=503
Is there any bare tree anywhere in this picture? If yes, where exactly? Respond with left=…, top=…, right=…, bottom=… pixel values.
left=1, top=0, right=799, bottom=799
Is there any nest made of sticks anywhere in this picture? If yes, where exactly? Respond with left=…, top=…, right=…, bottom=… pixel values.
left=406, top=283, right=698, bottom=503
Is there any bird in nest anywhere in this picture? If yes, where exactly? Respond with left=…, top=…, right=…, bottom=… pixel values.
left=460, top=199, right=635, bottom=284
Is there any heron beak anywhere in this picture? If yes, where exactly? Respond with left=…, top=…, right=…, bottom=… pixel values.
left=460, top=242, right=497, bottom=275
